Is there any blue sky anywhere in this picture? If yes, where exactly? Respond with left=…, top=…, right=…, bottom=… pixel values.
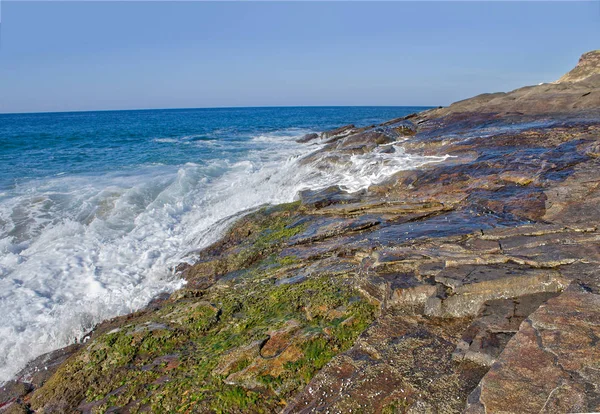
left=0, top=1, right=598, bottom=113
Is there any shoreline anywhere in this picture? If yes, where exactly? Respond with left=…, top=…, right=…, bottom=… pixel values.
left=2, top=51, right=600, bottom=413
left=0, top=106, right=423, bottom=386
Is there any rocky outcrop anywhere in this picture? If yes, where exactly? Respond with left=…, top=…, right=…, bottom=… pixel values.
left=2, top=51, right=600, bottom=413
left=419, top=51, right=600, bottom=117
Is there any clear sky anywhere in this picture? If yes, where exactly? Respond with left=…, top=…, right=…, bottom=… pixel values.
left=0, top=1, right=599, bottom=113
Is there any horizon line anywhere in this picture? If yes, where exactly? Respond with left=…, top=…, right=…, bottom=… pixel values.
left=0, top=104, right=440, bottom=116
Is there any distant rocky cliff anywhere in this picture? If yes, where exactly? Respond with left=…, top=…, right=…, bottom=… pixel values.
left=2, top=51, right=600, bottom=414
left=426, top=49, right=600, bottom=116
left=557, top=49, right=600, bottom=83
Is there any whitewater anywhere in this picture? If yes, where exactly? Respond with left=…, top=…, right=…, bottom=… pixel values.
left=0, top=106, right=445, bottom=382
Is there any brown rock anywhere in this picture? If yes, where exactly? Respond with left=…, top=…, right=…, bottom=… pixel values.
left=426, top=264, right=568, bottom=317
left=452, top=292, right=559, bottom=366
left=466, top=291, right=600, bottom=413
left=260, top=320, right=301, bottom=359
left=213, top=340, right=263, bottom=377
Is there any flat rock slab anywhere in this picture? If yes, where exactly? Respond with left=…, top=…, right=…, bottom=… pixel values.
left=288, top=216, right=381, bottom=245
left=426, top=264, right=568, bottom=318
left=360, top=210, right=521, bottom=249
left=453, top=292, right=560, bottom=367
left=466, top=290, right=600, bottom=414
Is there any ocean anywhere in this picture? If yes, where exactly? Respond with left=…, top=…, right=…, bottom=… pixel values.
left=0, top=106, right=435, bottom=382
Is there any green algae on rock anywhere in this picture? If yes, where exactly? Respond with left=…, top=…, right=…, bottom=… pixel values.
left=27, top=204, right=376, bottom=413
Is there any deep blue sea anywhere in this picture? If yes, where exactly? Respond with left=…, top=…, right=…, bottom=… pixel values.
left=0, top=106, right=435, bottom=382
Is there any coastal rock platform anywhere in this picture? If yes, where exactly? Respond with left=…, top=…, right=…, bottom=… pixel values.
left=2, top=51, right=600, bottom=413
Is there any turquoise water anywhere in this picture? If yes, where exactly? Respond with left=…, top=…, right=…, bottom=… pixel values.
left=0, top=106, right=432, bottom=381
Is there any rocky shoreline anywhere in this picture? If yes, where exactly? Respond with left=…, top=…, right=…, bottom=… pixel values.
left=2, top=51, right=600, bottom=413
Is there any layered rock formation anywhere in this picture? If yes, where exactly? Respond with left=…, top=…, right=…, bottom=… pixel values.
left=2, top=51, right=600, bottom=414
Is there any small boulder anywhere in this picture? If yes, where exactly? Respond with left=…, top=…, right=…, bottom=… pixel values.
left=321, top=124, right=356, bottom=140
left=296, top=133, right=319, bottom=143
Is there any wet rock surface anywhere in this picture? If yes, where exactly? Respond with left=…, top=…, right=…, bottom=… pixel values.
left=4, top=52, right=600, bottom=413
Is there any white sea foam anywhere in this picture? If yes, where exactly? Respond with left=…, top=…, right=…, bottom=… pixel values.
left=0, top=131, right=447, bottom=383
left=153, top=136, right=221, bottom=145
left=152, top=138, right=180, bottom=143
